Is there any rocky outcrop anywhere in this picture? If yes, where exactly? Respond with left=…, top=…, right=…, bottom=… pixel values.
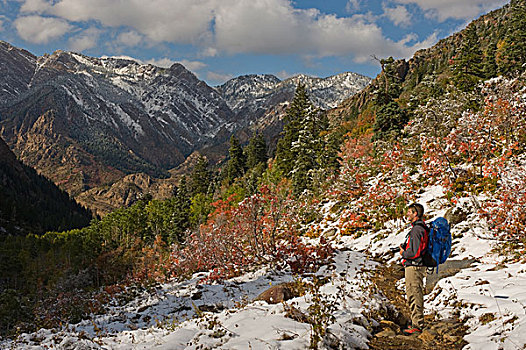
left=255, top=283, right=299, bottom=304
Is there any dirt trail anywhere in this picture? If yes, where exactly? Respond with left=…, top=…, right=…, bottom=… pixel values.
left=367, top=260, right=470, bottom=350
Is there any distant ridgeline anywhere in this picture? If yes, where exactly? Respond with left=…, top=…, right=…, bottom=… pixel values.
left=0, top=137, right=92, bottom=235
left=329, top=0, right=525, bottom=138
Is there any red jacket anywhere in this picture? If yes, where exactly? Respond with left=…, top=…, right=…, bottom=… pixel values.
left=401, top=220, right=429, bottom=267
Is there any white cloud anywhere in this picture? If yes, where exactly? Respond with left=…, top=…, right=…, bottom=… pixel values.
left=391, top=0, right=508, bottom=21
left=16, top=0, right=443, bottom=62
left=20, top=0, right=51, bottom=13
left=276, top=70, right=292, bottom=80
left=178, top=59, right=207, bottom=71
left=383, top=4, right=412, bottom=27
left=346, top=0, right=361, bottom=12
left=68, top=27, right=101, bottom=51
left=116, top=30, right=143, bottom=47
left=201, top=47, right=218, bottom=57
left=14, top=15, right=74, bottom=44
left=41, top=0, right=216, bottom=43
left=101, top=55, right=142, bottom=63
left=144, top=57, right=176, bottom=68
left=0, top=17, right=4, bottom=32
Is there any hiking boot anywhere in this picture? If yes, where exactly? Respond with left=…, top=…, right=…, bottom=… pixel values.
left=402, top=325, right=422, bottom=335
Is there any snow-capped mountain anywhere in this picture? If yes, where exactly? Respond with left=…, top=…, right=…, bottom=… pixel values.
left=216, top=72, right=371, bottom=127
left=0, top=41, right=370, bottom=194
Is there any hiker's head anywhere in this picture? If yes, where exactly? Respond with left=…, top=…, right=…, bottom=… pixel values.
left=407, top=203, right=424, bottom=222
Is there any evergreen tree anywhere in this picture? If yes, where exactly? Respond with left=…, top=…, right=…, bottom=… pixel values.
left=290, top=107, right=328, bottom=193
left=170, top=177, right=191, bottom=244
left=190, top=156, right=210, bottom=196
left=373, top=101, right=408, bottom=141
left=274, top=83, right=331, bottom=194
left=496, top=0, right=526, bottom=75
left=224, top=135, right=246, bottom=184
left=275, top=83, right=316, bottom=176
left=452, top=23, right=484, bottom=91
left=321, top=127, right=344, bottom=171
left=483, top=41, right=498, bottom=79
left=245, top=132, right=268, bottom=169
left=372, top=57, right=407, bottom=141
left=377, top=57, right=402, bottom=104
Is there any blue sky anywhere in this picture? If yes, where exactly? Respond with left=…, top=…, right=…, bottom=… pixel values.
left=0, top=0, right=509, bottom=85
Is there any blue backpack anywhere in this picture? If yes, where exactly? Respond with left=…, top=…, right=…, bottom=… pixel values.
left=422, top=217, right=451, bottom=273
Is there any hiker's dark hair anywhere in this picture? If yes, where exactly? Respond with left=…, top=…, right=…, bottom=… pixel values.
left=408, top=203, right=424, bottom=219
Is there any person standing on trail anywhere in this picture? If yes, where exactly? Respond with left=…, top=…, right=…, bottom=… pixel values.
left=399, top=203, right=428, bottom=335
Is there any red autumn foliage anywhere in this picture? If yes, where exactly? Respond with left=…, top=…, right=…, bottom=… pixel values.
left=170, top=180, right=334, bottom=281
left=420, top=77, right=526, bottom=240
left=420, top=78, right=526, bottom=188
left=480, top=165, right=526, bottom=241
left=335, top=132, right=416, bottom=234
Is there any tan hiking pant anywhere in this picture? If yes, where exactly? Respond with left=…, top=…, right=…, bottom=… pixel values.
left=405, top=265, right=426, bottom=329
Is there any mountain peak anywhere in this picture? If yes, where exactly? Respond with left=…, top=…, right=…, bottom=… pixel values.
left=0, top=41, right=370, bottom=201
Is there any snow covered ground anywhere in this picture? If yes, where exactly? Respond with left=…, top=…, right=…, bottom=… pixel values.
left=3, top=185, right=526, bottom=349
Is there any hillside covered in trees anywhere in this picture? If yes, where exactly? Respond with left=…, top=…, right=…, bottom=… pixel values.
left=0, top=136, right=92, bottom=236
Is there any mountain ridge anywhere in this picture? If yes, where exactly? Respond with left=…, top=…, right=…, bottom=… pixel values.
left=0, top=42, right=370, bottom=208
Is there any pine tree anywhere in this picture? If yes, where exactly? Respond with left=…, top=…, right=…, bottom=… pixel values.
left=373, top=101, right=408, bottom=140
left=190, top=156, right=210, bottom=196
left=245, top=132, right=268, bottom=169
left=483, top=41, right=498, bottom=79
left=377, top=57, right=402, bottom=103
left=452, top=23, right=484, bottom=91
left=496, top=0, right=526, bottom=75
left=275, top=83, right=316, bottom=176
left=170, top=177, right=191, bottom=244
left=274, top=83, right=332, bottom=194
left=224, top=135, right=246, bottom=184
left=291, top=108, right=329, bottom=193
left=321, top=127, right=344, bottom=171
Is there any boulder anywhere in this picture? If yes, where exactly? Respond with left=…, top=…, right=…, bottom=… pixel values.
left=444, top=206, right=469, bottom=226
left=376, top=328, right=396, bottom=338
left=256, top=283, right=296, bottom=304
left=418, top=329, right=437, bottom=344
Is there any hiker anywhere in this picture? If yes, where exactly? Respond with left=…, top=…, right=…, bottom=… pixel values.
left=399, top=203, right=428, bottom=335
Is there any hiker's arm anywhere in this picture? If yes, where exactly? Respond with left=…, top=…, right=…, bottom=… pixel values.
left=401, top=227, right=424, bottom=259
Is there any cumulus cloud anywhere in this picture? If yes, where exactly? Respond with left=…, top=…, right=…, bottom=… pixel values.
left=68, top=27, right=101, bottom=51
left=20, top=0, right=51, bottom=13
left=116, top=30, right=143, bottom=47
left=14, top=15, right=74, bottom=44
left=276, top=70, right=292, bottom=80
left=391, top=0, right=508, bottom=21
left=144, top=57, right=176, bottom=68
left=383, top=4, right=412, bottom=27
left=42, top=0, right=216, bottom=43
left=346, top=0, right=361, bottom=12
left=177, top=59, right=207, bottom=71
left=16, top=0, right=442, bottom=62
